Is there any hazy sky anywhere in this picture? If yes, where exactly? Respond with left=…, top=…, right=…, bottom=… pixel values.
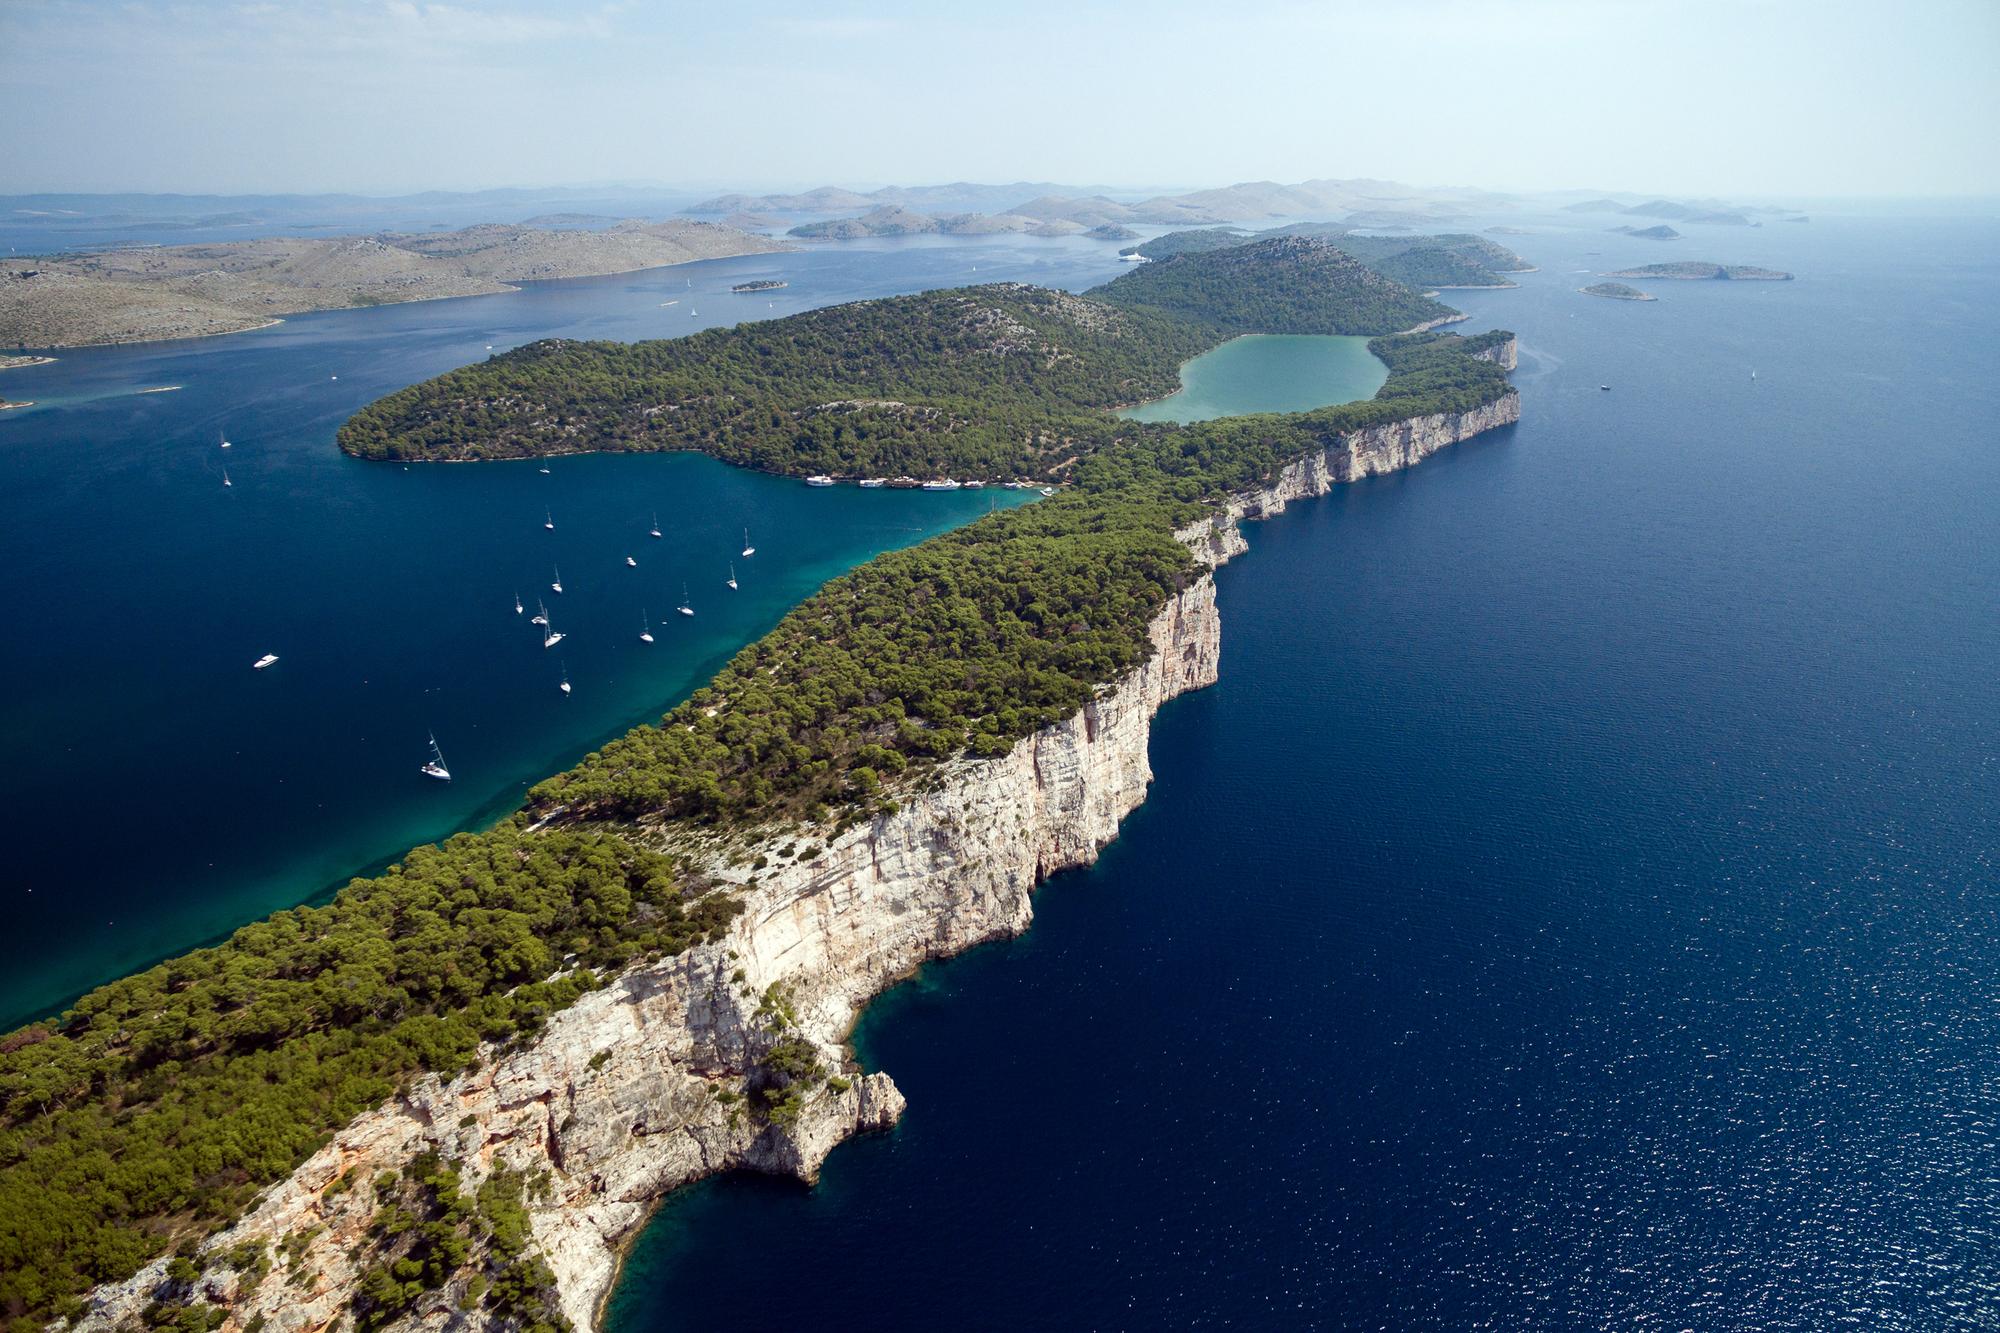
left=2, top=0, right=1995, bottom=199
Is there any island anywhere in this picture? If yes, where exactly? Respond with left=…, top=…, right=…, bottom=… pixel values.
left=1604, top=261, right=1793, bottom=281
left=731, top=279, right=788, bottom=293
left=1087, top=223, right=1141, bottom=241
left=0, top=220, right=786, bottom=349
left=1579, top=281, right=1656, bottom=301
left=1612, top=224, right=1680, bottom=240
left=6, top=239, right=1520, bottom=1333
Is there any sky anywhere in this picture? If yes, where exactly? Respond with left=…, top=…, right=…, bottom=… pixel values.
left=1, top=0, right=1995, bottom=200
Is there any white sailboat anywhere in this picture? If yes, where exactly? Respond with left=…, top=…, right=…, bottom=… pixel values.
left=543, top=616, right=564, bottom=648
left=741, top=528, right=755, bottom=557
left=421, top=732, right=452, bottom=782
left=532, top=598, right=549, bottom=627
left=677, top=583, right=694, bottom=617
left=559, top=664, right=572, bottom=694
left=514, top=591, right=524, bottom=615
left=544, top=508, right=555, bottom=530
left=649, top=511, right=662, bottom=538
left=639, top=610, right=655, bottom=644
left=252, top=653, right=279, bottom=670
left=726, top=563, right=738, bottom=590
left=551, top=565, right=563, bottom=595
left=219, top=430, right=231, bottom=449
left=625, top=555, right=637, bottom=568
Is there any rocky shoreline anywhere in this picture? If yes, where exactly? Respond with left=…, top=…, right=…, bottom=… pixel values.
left=65, top=348, right=1518, bottom=1333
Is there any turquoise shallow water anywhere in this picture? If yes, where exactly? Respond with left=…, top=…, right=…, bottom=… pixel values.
left=0, top=234, right=1134, bottom=1027
left=1117, top=333, right=1387, bottom=423
left=609, top=214, right=2000, bottom=1330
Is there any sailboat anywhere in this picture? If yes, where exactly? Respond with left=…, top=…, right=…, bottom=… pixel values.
left=222, top=468, right=232, bottom=488
left=649, top=512, right=662, bottom=538
left=544, top=509, right=555, bottom=530
left=538, top=466, right=551, bottom=475
left=421, top=732, right=452, bottom=782
left=514, top=591, right=524, bottom=615
left=219, top=430, right=231, bottom=449
left=543, top=614, right=564, bottom=648
left=741, top=528, right=755, bottom=557
left=532, top=598, right=549, bottom=627
left=677, top=583, right=694, bottom=617
left=639, top=610, right=655, bottom=644
left=625, top=555, right=637, bottom=568
left=559, top=664, right=572, bottom=695
left=726, top=563, right=738, bottom=590
left=551, top=565, right=563, bottom=595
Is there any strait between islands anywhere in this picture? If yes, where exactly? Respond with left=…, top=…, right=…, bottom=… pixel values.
left=9, top=238, right=1521, bottom=1333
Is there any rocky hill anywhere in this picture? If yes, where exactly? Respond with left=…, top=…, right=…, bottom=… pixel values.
left=1091, top=235, right=1454, bottom=336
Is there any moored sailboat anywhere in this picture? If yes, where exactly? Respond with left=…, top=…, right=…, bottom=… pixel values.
left=420, top=732, right=451, bottom=782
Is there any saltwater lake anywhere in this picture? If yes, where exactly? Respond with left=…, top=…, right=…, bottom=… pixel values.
left=606, top=214, right=2000, bottom=1330
left=1118, top=332, right=1387, bottom=423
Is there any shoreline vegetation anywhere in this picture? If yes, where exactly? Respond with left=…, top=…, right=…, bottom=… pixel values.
left=0, top=220, right=786, bottom=350
left=2, top=237, right=1518, bottom=1330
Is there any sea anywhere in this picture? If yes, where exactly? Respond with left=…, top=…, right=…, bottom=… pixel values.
left=6, top=209, right=1998, bottom=1330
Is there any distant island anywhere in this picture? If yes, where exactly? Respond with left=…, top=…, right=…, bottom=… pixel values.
left=731, top=279, right=788, bottom=292
left=1087, top=223, right=1140, bottom=241
left=1564, top=197, right=1759, bottom=225
left=0, top=220, right=785, bottom=348
left=1604, top=261, right=1793, bottom=281
left=1612, top=224, right=1680, bottom=240
left=1579, top=282, right=1655, bottom=301
left=696, top=176, right=1503, bottom=230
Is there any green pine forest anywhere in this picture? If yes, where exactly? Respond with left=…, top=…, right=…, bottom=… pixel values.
left=1, top=237, right=1516, bottom=1330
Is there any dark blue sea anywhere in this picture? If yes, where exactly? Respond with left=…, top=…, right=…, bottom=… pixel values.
left=604, top=215, right=2000, bottom=1330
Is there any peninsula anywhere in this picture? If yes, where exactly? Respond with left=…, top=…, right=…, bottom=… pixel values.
left=1604, top=261, right=1793, bottom=281
left=8, top=239, right=1519, bottom=1333
left=0, top=220, right=784, bottom=349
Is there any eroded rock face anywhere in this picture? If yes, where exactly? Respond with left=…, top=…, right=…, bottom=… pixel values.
left=66, top=375, right=1516, bottom=1333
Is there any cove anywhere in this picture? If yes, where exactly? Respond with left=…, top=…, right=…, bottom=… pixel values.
left=1117, top=333, right=1388, bottom=423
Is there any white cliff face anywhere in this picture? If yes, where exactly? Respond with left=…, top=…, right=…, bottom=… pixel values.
left=67, top=370, right=1516, bottom=1333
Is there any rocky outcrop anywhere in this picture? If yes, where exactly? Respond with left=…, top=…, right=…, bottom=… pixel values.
left=67, top=374, right=1516, bottom=1333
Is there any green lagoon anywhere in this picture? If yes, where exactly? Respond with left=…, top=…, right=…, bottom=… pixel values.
left=1117, top=333, right=1388, bottom=423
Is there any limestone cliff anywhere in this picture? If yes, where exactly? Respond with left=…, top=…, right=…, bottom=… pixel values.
left=66, top=362, right=1516, bottom=1333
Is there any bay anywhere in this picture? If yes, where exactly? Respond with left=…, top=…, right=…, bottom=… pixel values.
left=0, top=234, right=1135, bottom=1027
